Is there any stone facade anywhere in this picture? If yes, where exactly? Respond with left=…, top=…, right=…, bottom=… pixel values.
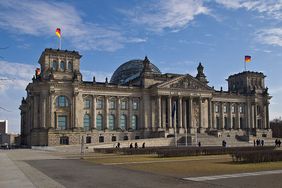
left=20, top=48, right=272, bottom=146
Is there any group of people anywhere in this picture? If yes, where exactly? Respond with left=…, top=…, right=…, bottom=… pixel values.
left=129, top=142, right=145, bottom=149
left=115, top=142, right=146, bottom=148
left=275, top=139, right=281, bottom=147
left=253, top=139, right=264, bottom=147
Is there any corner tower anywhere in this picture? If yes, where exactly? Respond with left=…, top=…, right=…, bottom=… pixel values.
left=38, top=48, right=82, bottom=81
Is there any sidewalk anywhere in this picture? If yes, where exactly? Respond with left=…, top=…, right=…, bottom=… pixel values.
left=0, top=152, right=35, bottom=188
left=0, top=150, right=65, bottom=188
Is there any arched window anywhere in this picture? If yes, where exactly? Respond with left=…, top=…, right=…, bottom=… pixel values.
left=83, top=114, right=90, bottom=131
left=131, top=115, right=137, bottom=130
left=51, top=60, right=58, bottom=70
left=120, top=114, right=127, bottom=130
left=60, top=61, right=65, bottom=70
left=108, top=114, right=115, bottom=130
left=96, top=98, right=104, bottom=109
left=96, top=114, right=103, bottom=130
left=56, top=96, right=69, bottom=107
left=67, top=61, right=72, bottom=71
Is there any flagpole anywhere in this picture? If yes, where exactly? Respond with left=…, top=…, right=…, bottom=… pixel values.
left=59, top=37, right=61, bottom=50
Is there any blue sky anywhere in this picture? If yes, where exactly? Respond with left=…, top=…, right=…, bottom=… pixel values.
left=0, top=0, right=282, bottom=133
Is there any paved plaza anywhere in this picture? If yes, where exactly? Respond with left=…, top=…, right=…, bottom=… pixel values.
left=1, top=149, right=282, bottom=188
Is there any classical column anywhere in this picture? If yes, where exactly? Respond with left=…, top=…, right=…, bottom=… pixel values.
left=236, top=103, right=240, bottom=129
left=208, top=98, right=212, bottom=129
left=182, top=98, right=187, bottom=131
left=265, top=102, right=270, bottom=129
left=188, top=97, right=193, bottom=130
left=116, top=97, right=120, bottom=129
left=92, top=95, right=96, bottom=129
left=162, top=97, right=166, bottom=129
left=104, top=96, right=108, bottom=130
left=157, top=96, right=162, bottom=129
left=128, top=97, right=132, bottom=130
left=228, top=103, right=232, bottom=129
left=178, top=97, right=183, bottom=127
left=199, top=97, right=202, bottom=131
left=50, top=93, right=54, bottom=128
left=151, top=97, right=155, bottom=130
left=33, top=95, right=38, bottom=128
left=168, top=96, right=172, bottom=129
left=40, top=94, right=46, bottom=128
left=254, top=103, right=258, bottom=129
left=220, top=103, right=224, bottom=129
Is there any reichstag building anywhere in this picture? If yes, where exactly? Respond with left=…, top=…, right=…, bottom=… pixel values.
left=20, top=48, right=272, bottom=146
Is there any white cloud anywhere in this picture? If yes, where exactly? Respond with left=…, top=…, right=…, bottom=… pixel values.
left=0, top=61, right=35, bottom=92
left=0, top=0, right=131, bottom=51
left=255, top=28, right=282, bottom=47
left=124, top=0, right=209, bottom=32
left=215, top=0, right=282, bottom=19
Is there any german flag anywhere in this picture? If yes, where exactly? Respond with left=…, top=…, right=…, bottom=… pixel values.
left=56, top=28, right=61, bottom=38
left=245, top=55, right=251, bottom=63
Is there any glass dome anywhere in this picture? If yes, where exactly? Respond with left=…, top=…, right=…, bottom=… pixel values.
left=110, top=59, right=161, bottom=85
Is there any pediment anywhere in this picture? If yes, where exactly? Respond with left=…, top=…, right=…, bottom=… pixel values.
left=157, top=74, right=212, bottom=90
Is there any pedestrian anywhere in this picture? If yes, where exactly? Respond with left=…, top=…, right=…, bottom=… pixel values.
left=130, top=143, right=133, bottom=148
left=279, top=140, right=281, bottom=147
left=261, top=139, right=264, bottom=147
left=117, top=142, right=120, bottom=148
left=256, top=139, right=260, bottom=146
left=135, top=142, right=138, bottom=148
left=222, top=140, right=226, bottom=147
left=198, top=141, right=201, bottom=147
left=253, top=139, right=256, bottom=147
left=142, top=142, right=145, bottom=148
left=275, top=139, right=278, bottom=147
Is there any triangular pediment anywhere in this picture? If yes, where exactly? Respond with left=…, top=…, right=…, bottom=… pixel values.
left=156, top=74, right=212, bottom=90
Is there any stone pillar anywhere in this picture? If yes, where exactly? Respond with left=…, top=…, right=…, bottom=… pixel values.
left=168, top=96, right=173, bottom=132
left=50, top=93, right=54, bottom=128
left=188, top=97, right=193, bottom=133
left=157, top=96, right=162, bottom=129
left=116, top=97, right=120, bottom=129
left=162, top=97, right=166, bottom=129
left=236, top=103, right=240, bottom=129
left=40, top=94, right=46, bottom=128
left=183, top=98, right=187, bottom=132
left=128, top=97, right=132, bottom=130
left=178, top=97, right=184, bottom=133
left=220, top=103, right=224, bottom=129
left=104, top=96, right=108, bottom=130
left=151, top=97, right=155, bottom=130
left=33, top=96, right=37, bottom=128
left=254, top=103, right=257, bottom=129
left=199, top=97, right=202, bottom=132
left=92, top=95, right=96, bottom=129
left=265, top=102, right=270, bottom=129
left=228, top=103, right=232, bottom=129
left=208, top=98, right=212, bottom=129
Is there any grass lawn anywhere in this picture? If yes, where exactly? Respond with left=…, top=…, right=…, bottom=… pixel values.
left=85, top=154, right=282, bottom=177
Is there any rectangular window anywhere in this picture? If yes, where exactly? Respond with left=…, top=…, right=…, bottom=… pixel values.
left=223, top=105, right=227, bottom=113
left=215, top=105, right=219, bottom=113
left=121, top=101, right=127, bottom=110
left=133, top=101, right=138, bottom=110
left=109, top=100, right=115, bottom=109
left=239, top=106, right=244, bottom=113
left=96, top=99, right=103, bottom=109
left=84, top=99, right=91, bottom=109
left=58, top=115, right=67, bottom=130
left=231, top=105, right=235, bottom=113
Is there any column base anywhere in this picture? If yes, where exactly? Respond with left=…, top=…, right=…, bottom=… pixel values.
left=188, top=128, right=197, bottom=134
left=199, top=128, right=206, bottom=133
left=178, top=128, right=185, bottom=134
left=168, top=128, right=174, bottom=134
